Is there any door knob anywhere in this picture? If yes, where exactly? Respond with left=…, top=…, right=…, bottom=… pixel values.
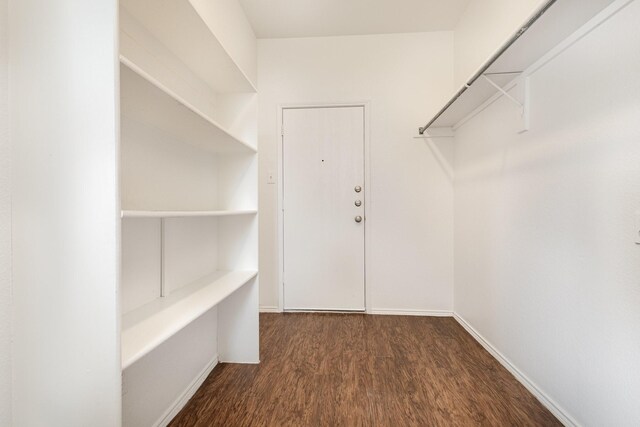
left=355, top=200, right=362, bottom=207
left=354, top=185, right=362, bottom=193
left=355, top=215, right=363, bottom=223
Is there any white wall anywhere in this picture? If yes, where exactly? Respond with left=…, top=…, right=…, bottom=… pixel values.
left=9, top=0, right=121, bottom=425
left=453, top=0, right=546, bottom=87
left=0, top=0, right=10, bottom=424
left=258, top=32, right=455, bottom=313
left=454, top=1, right=640, bottom=425
left=120, top=118, right=221, bottom=212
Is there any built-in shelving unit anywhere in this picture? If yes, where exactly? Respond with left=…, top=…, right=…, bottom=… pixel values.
left=418, top=0, right=619, bottom=134
left=122, top=270, right=258, bottom=369
left=119, top=0, right=259, bottom=425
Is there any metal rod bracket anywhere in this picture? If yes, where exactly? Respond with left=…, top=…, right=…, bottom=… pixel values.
left=482, top=74, right=530, bottom=133
left=481, top=74, right=524, bottom=112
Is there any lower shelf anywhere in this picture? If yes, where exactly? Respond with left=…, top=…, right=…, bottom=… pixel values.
left=121, top=270, right=258, bottom=369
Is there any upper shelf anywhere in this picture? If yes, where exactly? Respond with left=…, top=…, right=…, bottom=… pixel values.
left=121, top=0, right=256, bottom=94
left=419, top=0, right=618, bottom=133
left=122, top=270, right=258, bottom=369
left=121, top=58, right=256, bottom=154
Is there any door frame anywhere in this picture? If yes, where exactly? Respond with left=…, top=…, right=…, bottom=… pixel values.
left=277, top=101, right=372, bottom=313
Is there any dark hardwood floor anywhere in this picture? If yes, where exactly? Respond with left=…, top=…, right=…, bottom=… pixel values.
left=170, top=313, right=560, bottom=426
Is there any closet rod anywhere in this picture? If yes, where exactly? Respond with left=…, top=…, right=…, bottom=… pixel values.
left=417, top=0, right=556, bottom=135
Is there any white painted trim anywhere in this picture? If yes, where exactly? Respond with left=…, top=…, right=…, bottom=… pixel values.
left=453, top=314, right=579, bottom=427
left=454, top=0, right=634, bottom=132
left=369, top=309, right=453, bottom=317
left=363, top=103, right=373, bottom=313
left=153, top=354, right=219, bottom=427
left=277, top=105, right=284, bottom=312
left=259, top=306, right=281, bottom=313
left=277, top=101, right=372, bottom=313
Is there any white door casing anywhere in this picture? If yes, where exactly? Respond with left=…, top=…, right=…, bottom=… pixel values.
left=282, top=106, right=366, bottom=311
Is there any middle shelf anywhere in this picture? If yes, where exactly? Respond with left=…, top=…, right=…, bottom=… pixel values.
left=122, top=269, right=258, bottom=369
left=122, top=209, right=257, bottom=219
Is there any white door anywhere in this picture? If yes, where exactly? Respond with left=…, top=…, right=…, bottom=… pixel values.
left=283, top=106, right=365, bottom=311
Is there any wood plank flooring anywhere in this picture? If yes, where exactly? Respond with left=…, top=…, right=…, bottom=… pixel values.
left=170, top=313, right=561, bottom=426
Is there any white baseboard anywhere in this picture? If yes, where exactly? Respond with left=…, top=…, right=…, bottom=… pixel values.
left=368, top=308, right=453, bottom=317
left=259, top=305, right=281, bottom=313
left=453, top=313, right=578, bottom=427
left=154, top=354, right=219, bottom=427
left=262, top=306, right=453, bottom=317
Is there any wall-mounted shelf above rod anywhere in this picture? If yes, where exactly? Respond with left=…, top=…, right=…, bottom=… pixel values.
left=417, top=0, right=620, bottom=135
